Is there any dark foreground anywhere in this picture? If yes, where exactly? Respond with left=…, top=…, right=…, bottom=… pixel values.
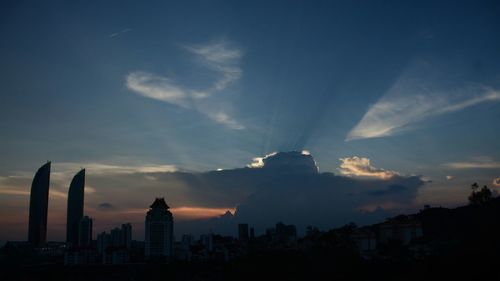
left=2, top=251, right=500, bottom=281
left=3, top=196, right=500, bottom=281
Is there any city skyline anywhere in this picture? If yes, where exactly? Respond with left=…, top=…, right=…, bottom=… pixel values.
left=1, top=0, right=500, bottom=244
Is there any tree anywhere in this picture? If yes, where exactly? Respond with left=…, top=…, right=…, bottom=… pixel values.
left=468, top=183, right=492, bottom=206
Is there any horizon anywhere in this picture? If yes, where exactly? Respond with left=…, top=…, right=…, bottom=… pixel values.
left=1, top=0, right=500, bottom=246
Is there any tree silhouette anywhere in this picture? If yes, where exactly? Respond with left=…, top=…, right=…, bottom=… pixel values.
left=468, top=182, right=492, bottom=206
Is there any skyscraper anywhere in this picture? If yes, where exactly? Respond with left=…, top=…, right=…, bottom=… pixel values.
left=121, top=223, right=132, bottom=249
left=28, top=161, right=51, bottom=247
left=66, top=169, right=85, bottom=245
left=145, top=198, right=174, bottom=259
left=238, top=223, right=249, bottom=242
left=78, top=216, right=93, bottom=247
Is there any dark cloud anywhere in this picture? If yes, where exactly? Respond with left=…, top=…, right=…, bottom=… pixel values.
left=98, top=202, right=114, bottom=210
left=164, top=152, right=425, bottom=236
left=368, top=184, right=408, bottom=196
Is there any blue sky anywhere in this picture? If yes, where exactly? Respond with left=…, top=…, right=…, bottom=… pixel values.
left=1, top=0, right=500, bottom=240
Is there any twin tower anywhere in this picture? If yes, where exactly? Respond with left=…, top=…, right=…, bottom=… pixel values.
left=28, top=161, right=87, bottom=247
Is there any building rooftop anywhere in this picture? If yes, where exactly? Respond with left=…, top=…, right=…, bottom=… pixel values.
left=150, top=198, right=170, bottom=209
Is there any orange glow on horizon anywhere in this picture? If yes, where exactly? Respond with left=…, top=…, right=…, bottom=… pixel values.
left=102, top=206, right=236, bottom=221
left=171, top=206, right=236, bottom=220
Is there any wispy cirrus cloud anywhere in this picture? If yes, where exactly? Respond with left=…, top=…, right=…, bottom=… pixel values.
left=185, top=41, right=242, bottom=91
left=347, top=61, right=500, bottom=141
left=52, top=162, right=177, bottom=177
left=443, top=157, right=500, bottom=169
left=126, top=39, right=244, bottom=130
left=109, top=28, right=131, bottom=38
left=338, top=156, right=398, bottom=179
left=126, top=72, right=191, bottom=108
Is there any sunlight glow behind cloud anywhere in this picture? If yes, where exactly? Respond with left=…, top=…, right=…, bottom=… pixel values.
left=247, top=152, right=277, bottom=168
left=338, top=156, right=398, bottom=179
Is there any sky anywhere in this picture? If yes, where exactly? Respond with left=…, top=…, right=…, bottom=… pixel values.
left=1, top=0, right=500, bottom=242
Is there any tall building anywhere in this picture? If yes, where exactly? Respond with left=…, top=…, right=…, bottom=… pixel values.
left=110, top=227, right=123, bottom=247
left=238, top=223, right=249, bottom=242
left=97, top=231, right=111, bottom=254
left=145, top=198, right=174, bottom=259
left=78, top=216, right=93, bottom=247
left=121, top=223, right=132, bottom=249
left=28, top=161, right=51, bottom=247
left=200, top=234, right=213, bottom=252
left=66, top=169, right=85, bottom=245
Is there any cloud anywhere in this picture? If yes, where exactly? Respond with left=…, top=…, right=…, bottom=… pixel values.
left=168, top=152, right=422, bottom=236
left=247, top=152, right=278, bottom=168
left=338, top=156, right=398, bottom=179
left=206, top=111, right=245, bottom=130
left=126, top=72, right=191, bottom=108
left=0, top=188, right=29, bottom=196
left=53, top=162, right=177, bottom=176
left=346, top=61, right=500, bottom=141
left=109, top=28, right=131, bottom=38
left=493, top=178, right=500, bottom=187
left=443, top=158, right=500, bottom=169
left=98, top=202, right=114, bottom=210
left=126, top=39, right=244, bottom=129
left=185, top=41, right=242, bottom=91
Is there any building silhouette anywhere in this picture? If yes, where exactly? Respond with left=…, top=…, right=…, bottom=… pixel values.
left=66, top=169, right=85, bottom=246
left=145, top=198, right=174, bottom=259
left=97, top=232, right=111, bottom=255
left=121, top=223, right=132, bottom=249
left=28, top=161, right=51, bottom=247
left=78, top=216, right=93, bottom=247
left=238, top=223, right=249, bottom=242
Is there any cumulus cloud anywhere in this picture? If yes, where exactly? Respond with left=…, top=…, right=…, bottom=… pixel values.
left=338, top=156, right=398, bottom=179
left=169, top=152, right=422, bottom=236
left=247, top=152, right=278, bottom=168
left=347, top=61, right=500, bottom=141
left=126, top=39, right=244, bottom=129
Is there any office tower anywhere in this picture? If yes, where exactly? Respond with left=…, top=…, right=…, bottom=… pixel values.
left=238, top=223, right=249, bottom=242
left=97, top=232, right=111, bottom=254
left=28, top=161, right=51, bottom=247
left=110, top=227, right=123, bottom=247
left=78, top=216, right=93, bottom=247
left=145, top=198, right=174, bottom=258
left=275, top=222, right=297, bottom=243
left=66, top=169, right=85, bottom=245
left=200, top=234, right=213, bottom=252
left=121, top=223, right=132, bottom=249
